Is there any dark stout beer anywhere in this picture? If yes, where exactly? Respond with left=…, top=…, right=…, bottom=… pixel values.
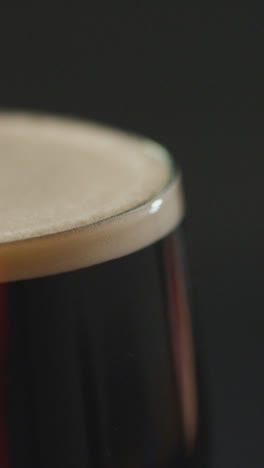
left=0, top=113, right=197, bottom=468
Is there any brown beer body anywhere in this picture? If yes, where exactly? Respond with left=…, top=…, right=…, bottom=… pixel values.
left=0, top=113, right=196, bottom=468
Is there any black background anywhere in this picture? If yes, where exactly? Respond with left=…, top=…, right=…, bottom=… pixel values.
left=1, top=6, right=264, bottom=468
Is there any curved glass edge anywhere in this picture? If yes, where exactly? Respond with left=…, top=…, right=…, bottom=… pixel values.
left=0, top=123, right=180, bottom=247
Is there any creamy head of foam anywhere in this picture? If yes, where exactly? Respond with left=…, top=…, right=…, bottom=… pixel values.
left=0, top=112, right=184, bottom=282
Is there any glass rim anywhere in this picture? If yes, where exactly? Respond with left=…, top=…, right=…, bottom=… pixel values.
left=0, top=123, right=180, bottom=247
left=0, top=116, right=184, bottom=282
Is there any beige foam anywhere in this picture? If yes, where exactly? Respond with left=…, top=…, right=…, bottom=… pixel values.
left=0, top=112, right=184, bottom=282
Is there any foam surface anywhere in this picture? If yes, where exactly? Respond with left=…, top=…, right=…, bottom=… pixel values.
left=0, top=112, right=172, bottom=243
left=0, top=112, right=184, bottom=281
